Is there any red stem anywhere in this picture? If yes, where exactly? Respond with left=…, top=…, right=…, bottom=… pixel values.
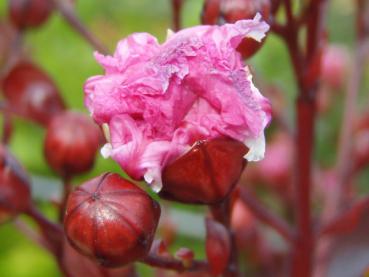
left=291, top=96, right=316, bottom=277
left=51, top=0, right=109, bottom=54
left=333, top=0, right=369, bottom=212
left=170, top=0, right=183, bottom=31
left=239, top=187, right=294, bottom=243
left=25, top=205, right=63, bottom=255
left=210, top=198, right=239, bottom=277
left=275, top=0, right=326, bottom=275
left=59, top=176, right=72, bottom=222
left=141, top=253, right=208, bottom=272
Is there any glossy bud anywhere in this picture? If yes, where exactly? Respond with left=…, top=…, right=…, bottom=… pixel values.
left=64, top=173, right=161, bottom=267
left=8, top=0, right=53, bottom=30
left=0, top=145, right=31, bottom=223
left=1, top=61, right=65, bottom=126
left=44, top=111, right=101, bottom=178
left=160, top=138, right=248, bottom=204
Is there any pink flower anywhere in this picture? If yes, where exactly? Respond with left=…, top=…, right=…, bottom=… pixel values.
left=84, top=14, right=271, bottom=192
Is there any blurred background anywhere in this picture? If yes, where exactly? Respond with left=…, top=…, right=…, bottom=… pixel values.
left=0, top=0, right=366, bottom=276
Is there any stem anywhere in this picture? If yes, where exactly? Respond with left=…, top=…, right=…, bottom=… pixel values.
left=333, top=0, right=369, bottom=212
left=278, top=0, right=326, bottom=275
left=141, top=253, right=208, bottom=272
left=210, top=198, right=239, bottom=277
left=25, top=205, right=63, bottom=256
left=16, top=213, right=71, bottom=277
left=59, top=176, right=73, bottom=222
left=291, top=95, right=316, bottom=277
left=239, top=187, right=294, bottom=243
left=51, top=0, right=109, bottom=54
left=1, top=111, right=12, bottom=145
left=315, top=2, right=369, bottom=275
left=13, top=219, right=49, bottom=250
left=170, top=0, right=183, bottom=31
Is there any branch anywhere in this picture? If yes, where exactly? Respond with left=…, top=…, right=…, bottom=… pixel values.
left=51, top=0, right=109, bottom=54
left=210, top=198, right=239, bottom=277
left=330, top=0, right=369, bottom=216
left=141, top=253, right=208, bottom=272
left=170, top=0, right=183, bottom=31
left=24, top=205, right=63, bottom=256
left=239, top=186, right=295, bottom=243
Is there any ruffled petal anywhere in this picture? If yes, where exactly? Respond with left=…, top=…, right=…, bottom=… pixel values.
left=84, top=18, right=272, bottom=190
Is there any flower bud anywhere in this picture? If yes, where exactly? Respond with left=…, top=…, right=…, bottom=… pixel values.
left=222, top=0, right=271, bottom=59
left=64, top=173, right=161, bottom=267
left=44, top=111, right=101, bottom=178
left=321, top=45, right=349, bottom=89
left=201, top=0, right=270, bottom=59
left=160, top=138, right=248, bottom=204
left=8, top=0, right=53, bottom=30
left=1, top=61, right=65, bottom=126
left=0, top=145, right=31, bottom=223
left=201, top=0, right=221, bottom=25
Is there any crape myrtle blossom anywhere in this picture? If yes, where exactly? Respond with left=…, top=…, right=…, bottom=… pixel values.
left=84, top=14, right=271, bottom=192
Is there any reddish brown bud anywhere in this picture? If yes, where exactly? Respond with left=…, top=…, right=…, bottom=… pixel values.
left=201, top=0, right=221, bottom=25
left=205, top=218, right=231, bottom=276
left=202, top=0, right=270, bottom=59
left=0, top=145, right=31, bottom=223
left=160, top=138, right=248, bottom=204
left=223, top=0, right=270, bottom=59
left=8, top=0, right=53, bottom=30
left=44, top=111, right=101, bottom=178
left=1, top=61, right=65, bottom=126
left=64, top=173, right=161, bottom=267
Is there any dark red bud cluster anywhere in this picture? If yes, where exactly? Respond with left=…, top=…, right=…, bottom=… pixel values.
left=1, top=61, right=65, bottom=126
left=0, top=145, right=31, bottom=223
left=201, top=0, right=271, bottom=59
left=160, top=138, right=248, bottom=204
left=8, top=0, right=53, bottom=30
left=64, top=173, right=161, bottom=267
left=44, top=111, right=101, bottom=178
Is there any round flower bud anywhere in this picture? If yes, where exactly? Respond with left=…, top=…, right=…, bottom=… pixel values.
left=0, top=145, right=31, bottom=223
left=160, top=138, right=248, bottom=204
left=321, top=45, right=349, bottom=89
left=64, top=173, right=161, bottom=267
left=44, top=111, right=101, bottom=178
left=1, top=61, right=65, bottom=126
left=8, top=0, right=53, bottom=30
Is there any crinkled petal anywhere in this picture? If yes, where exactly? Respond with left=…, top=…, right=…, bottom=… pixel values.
left=84, top=18, right=272, bottom=189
